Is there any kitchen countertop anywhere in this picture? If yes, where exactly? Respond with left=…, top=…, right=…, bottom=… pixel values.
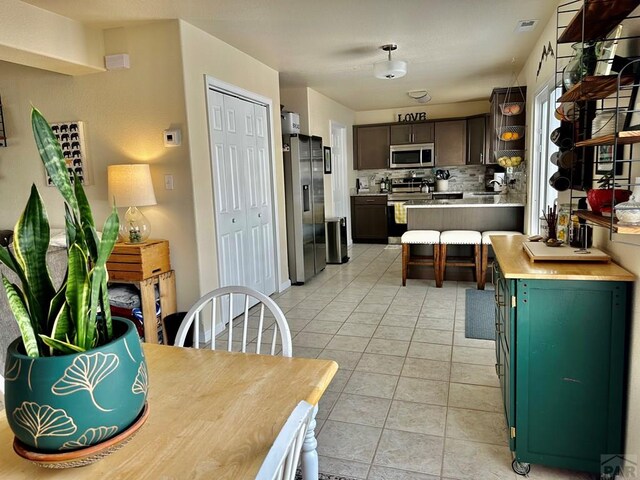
left=492, top=235, right=634, bottom=281
left=404, top=194, right=525, bottom=208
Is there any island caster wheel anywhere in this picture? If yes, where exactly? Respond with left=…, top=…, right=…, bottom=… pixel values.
left=512, top=459, right=531, bottom=476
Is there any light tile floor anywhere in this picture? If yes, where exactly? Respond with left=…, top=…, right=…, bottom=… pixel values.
left=268, top=243, right=595, bottom=480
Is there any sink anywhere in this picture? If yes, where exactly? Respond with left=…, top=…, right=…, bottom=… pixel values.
left=469, top=192, right=501, bottom=196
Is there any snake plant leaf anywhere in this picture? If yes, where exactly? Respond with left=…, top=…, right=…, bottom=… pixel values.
left=31, top=108, right=79, bottom=214
left=2, top=276, right=40, bottom=357
left=64, top=204, right=77, bottom=248
left=40, top=334, right=84, bottom=355
left=87, top=206, right=119, bottom=343
left=48, top=285, right=72, bottom=355
left=74, top=177, right=99, bottom=260
left=13, top=185, right=56, bottom=334
left=66, top=244, right=91, bottom=351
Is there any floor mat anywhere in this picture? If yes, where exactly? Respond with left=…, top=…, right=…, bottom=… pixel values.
left=465, top=288, right=495, bottom=340
left=295, top=470, right=360, bottom=480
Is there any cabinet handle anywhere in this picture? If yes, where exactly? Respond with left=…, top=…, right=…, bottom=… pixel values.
left=495, top=321, right=503, bottom=335
left=232, top=218, right=236, bottom=223
left=480, top=153, right=484, bottom=163
left=258, top=213, right=262, bottom=218
left=495, top=363, right=503, bottom=377
left=366, top=199, right=376, bottom=203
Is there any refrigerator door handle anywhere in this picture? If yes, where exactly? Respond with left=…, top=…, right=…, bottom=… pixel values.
left=303, top=184, right=311, bottom=212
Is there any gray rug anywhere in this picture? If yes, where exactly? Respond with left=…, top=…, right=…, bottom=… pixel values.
left=294, top=471, right=358, bottom=480
left=465, top=289, right=495, bottom=341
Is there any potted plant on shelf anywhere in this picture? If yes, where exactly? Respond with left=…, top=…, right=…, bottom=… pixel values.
left=586, top=169, right=631, bottom=214
left=0, top=108, right=148, bottom=460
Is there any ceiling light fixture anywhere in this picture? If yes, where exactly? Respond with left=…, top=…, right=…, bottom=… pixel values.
left=373, top=44, right=407, bottom=80
left=407, top=90, right=432, bottom=104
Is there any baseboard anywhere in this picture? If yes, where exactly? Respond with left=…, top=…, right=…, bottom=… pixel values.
left=279, top=279, right=292, bottom=293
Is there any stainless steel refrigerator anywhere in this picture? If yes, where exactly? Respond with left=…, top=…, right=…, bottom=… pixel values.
left=283, top=134, right=326, bottom=284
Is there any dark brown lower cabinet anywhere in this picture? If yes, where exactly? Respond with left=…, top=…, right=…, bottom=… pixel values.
left=351, top=195, right=388, bottom=243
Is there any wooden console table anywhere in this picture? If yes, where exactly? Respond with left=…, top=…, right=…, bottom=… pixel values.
left=107, top=240, right=177, bottom=344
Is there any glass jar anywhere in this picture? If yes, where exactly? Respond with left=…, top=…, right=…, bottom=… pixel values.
left=562, top=42, right=596, bottom=91
left=615, top=176, right=640, bottom=225
left=556, top=204, right=571, bottom=243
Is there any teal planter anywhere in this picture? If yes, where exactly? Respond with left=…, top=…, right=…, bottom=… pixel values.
left=4, top=317, right=148, bottom=453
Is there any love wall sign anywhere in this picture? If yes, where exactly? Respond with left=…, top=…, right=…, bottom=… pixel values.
left=397, top=112, right=427, bottom=122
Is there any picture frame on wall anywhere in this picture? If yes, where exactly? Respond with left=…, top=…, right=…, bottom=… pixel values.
left=595, top=144, right=623, bottom=175
left=45, top=121, right=91, bottom=186
left=324, top=146, right=332, bottom=174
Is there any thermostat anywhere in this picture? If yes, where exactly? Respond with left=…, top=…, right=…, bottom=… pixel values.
left=163, top=129, right=181, bottom=147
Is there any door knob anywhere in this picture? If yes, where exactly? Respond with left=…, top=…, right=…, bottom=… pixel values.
left=258, top=213, right=262, bottom=218
left=232, top=218, right=236, bottom=223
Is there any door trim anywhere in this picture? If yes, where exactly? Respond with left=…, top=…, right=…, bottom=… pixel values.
left=204, top=75, right=284, bottom=293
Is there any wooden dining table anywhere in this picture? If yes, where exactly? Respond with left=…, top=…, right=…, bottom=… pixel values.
left=0, top=343, right=338, bottom=479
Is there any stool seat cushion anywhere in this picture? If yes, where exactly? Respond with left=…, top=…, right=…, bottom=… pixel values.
left=440, top=230, right=481, bottom=245
left=401, top=230, right=440, bottom=245
left=481, top=231, right=521, bottom=245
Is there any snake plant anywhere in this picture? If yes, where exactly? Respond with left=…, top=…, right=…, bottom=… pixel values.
left=0, top=108, right=119, bottom=357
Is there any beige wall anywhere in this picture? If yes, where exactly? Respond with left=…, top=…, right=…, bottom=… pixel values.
left=280, top=87, right=310, bottom=135
left=178, top=20, right=289, bottom=295
left=279, top=87, right=356, bottom=225
left=354, top=100, right=489, bottom=125
left=306, top=88, right=356, bottom=218
left=0, top=21, right=199, bottom=311
left=0, top=0, right=104, bottom=75
left=521, top=2, right=640, bottom=463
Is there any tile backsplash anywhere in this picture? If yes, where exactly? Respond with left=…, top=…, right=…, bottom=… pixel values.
left=355, top=164, right=526, bottom=193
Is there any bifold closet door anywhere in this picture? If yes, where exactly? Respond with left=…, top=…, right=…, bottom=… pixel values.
left=208, top=91, right=277, bottom=302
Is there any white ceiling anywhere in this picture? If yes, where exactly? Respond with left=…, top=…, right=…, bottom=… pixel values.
left=24, top=0, right=558, bottom=111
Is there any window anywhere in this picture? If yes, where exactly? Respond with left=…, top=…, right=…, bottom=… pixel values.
left=530, top=78, right=561, bottom=234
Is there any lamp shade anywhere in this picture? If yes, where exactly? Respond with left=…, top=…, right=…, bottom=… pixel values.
left=373, top=59, right=407, bottom=79
left=107, top=164, right=157, bottom=207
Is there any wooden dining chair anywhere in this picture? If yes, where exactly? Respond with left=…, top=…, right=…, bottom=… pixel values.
left=174, top=285, right=293, bottom=357
left=256, top=401, right=314, bottom=480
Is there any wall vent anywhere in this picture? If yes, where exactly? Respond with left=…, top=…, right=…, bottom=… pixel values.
left=515, top=19, right=538, bottom=32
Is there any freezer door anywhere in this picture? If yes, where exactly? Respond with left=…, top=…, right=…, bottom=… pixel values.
left=311, top=136, right=326, bottom=274
left=299, top=136, right=316, bottom=282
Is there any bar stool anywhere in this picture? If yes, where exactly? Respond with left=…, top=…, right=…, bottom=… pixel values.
left=401, top=230, right=441, bottom=287
left=439, top=230, right=482, bottom=289
left=480, top=231, right=521, bottom=289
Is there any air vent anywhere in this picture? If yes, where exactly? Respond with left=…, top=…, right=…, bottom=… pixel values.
left=515, top=19, right=538, bottom=32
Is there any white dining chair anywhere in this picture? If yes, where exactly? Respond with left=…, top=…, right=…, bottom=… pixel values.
left=256, top=401, right=314, bottom=480
left=174, top=285, right=293, bottom=357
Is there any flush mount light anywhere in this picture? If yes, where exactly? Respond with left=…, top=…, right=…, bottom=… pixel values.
left=407, top=90, right=432, bottom=103
left=373, top=44, right=407, bottom=79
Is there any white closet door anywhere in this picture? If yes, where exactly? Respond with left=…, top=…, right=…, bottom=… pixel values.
left=252, top=104, right=276, bottom=296
left=208, top=89, right=277, bottom=301
left=209, top=92, right=248, bottom=288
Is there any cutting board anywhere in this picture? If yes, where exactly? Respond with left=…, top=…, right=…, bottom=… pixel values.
left=523, top=241, right=611, bottom=263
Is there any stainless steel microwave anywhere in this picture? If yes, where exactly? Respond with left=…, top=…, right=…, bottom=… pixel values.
left=389, top=143, right=435, bottom=169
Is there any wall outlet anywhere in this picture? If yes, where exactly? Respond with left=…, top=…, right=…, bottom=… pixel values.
left=164, top=174, right=174, bottom=190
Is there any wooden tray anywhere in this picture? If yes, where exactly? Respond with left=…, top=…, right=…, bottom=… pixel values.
left=13, top=402, right=149, bottom=468
left=523, top=242, right=611, bottom=263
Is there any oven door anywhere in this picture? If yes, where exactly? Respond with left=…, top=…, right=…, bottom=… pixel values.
left=390, top=147, right=422, bottom=169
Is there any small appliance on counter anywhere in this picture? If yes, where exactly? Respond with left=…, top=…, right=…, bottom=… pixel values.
left=356, top=176, right=371, bottom=193
left=281, top=111, right=301, bottom=134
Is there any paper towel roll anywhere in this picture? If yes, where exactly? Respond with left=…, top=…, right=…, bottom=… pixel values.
left=493, top=173, right=505, bottom=192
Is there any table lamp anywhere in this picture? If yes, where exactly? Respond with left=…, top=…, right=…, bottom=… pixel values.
left=107, top=164, right=157, bottom=243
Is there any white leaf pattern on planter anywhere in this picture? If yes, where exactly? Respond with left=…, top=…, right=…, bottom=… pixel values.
left=61, top=425, right=118, bottom=450
left=12, top=402, right=77, bottom=448
left=5, top=357, right=20, bottom=382
left=51, top=352, right=119, bottom=412
left=132, top=362, right=148, bottom=395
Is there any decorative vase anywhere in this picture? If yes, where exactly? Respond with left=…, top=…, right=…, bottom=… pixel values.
left=586, top=188, right=631, bottom=214
left=4, top=318, right=148, bottom=453
left=562, top=42, right=596, bottom=91
left=615, top=177, right=640, bottom=225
